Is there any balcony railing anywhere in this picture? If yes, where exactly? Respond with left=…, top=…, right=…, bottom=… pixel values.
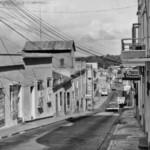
left=121, top=38, right=146, bottom=60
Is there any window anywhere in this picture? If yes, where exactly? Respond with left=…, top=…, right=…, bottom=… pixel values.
left=47, top=78, right=52, bottom=87
left=67, top=92, right=70, bottom=106
left=37, top=80, right=43, bottom=91
left=60, top=58, right=64, bottom=67
left=60, top=92, right=63, bottom=106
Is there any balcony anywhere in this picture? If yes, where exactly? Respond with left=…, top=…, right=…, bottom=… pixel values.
left=121, top=38, right=146, bottom=60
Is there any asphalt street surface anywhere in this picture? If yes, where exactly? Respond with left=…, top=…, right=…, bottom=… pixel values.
left=0, top=94, right=119, bottom=150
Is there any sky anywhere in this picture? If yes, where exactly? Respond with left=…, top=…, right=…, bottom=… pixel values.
left=0, top=0, right=138, bottom=57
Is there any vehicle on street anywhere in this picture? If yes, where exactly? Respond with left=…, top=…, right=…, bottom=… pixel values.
left=117, top=97, right=125, bottom=108
left=106, top=101, right=120, bottom=112
left=101, top=88, right=108, bottom=96
left=86, top=99, right=94, bottom=111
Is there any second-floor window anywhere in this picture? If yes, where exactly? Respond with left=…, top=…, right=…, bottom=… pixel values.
left=37, top=80, right=43, bottom=91
left=60, top=58, right=64, bottom=67
left=47, top=78, right=52, bottom=87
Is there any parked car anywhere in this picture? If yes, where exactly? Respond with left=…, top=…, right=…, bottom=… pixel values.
left=106, top=101, right=120, bottom=112
left=86, top=99, right=94, bottom=111
left=101, top=88, right=108, bottom=96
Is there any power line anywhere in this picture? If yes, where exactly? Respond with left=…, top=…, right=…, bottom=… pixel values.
left=1, top=0, right=121, bottom=64
left=7, top=0, right=108, bottom=56
left=0, top=5, right=137, bottom=13
left=3, top=1, right=101, bottom=55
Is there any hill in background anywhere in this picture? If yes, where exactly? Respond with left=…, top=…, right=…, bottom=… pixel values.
left=75, top=54, right=122, bottom=69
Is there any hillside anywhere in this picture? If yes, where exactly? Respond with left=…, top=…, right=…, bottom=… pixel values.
left=75, top=54, right=122, bottom=69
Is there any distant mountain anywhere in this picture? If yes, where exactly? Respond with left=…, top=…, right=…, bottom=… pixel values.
left=75, top=54, right=122, bottom=69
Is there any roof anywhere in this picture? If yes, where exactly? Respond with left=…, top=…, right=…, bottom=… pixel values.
left=71, top=69, right=86, bottom=79
left=53, top=70, right=71, bottom=91
left=23, top=40, right=76, bottom=51
left=53, top=70, right=71, bottom=84
left=53, top=70, right=71, bottom=81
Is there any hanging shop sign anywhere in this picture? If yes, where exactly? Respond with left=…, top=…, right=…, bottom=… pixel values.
left=122, top=69, right=140, bottom=80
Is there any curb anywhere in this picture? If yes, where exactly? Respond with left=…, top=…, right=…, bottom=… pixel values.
left=0, top=111, right=101, bottom=140
left=0, top=112, right=95, bottom=140
left=0, top=119, right=66, bottom=140
left=0, top=95, right=110, bottom=141
left=106, top=109, right=124, bottom=150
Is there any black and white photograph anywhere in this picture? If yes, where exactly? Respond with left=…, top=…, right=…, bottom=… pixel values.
left=0, top=0, right=148, bottom=149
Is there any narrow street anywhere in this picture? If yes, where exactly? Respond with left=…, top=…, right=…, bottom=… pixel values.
left=0, top=94, right=119, bottom=150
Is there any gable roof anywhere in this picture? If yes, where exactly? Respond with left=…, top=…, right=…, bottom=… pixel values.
left=23, top=40, right=76, bottom=51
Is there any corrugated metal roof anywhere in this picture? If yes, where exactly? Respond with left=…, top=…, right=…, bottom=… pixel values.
left=23, top=40, right=76, bottom=51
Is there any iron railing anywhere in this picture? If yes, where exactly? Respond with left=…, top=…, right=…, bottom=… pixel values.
left=121, top=38, right=145, bottom=51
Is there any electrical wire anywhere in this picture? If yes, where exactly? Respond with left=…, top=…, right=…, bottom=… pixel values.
left=1, top=0, right=121, bottom=64
left=0, top=4, right=137, bottom=13
left=7, top=0, right=109, bottom=56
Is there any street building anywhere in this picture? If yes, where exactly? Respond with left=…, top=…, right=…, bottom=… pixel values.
left=22, top=44, right=53, bottom=121
left=23, top=40, right=76, bottom=77
left=121, top=0, right=150, bottom=148
left=0, top=55, right=24, bottom=127
left=52, top=70, right=72, bottom=116
left=71, top=69, right=87, bottom=112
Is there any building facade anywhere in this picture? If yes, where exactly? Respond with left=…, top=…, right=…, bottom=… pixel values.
left=0, top=63, right=24, bottom=127
left=121, top=0, right=150, bottom=148
left=71, top=69, right=87, bottom=112
left=22, top=46, right=53, bottom=121
left=23, top=40, right=76, bottom=77
left=52, top=71, right=72, bottom=116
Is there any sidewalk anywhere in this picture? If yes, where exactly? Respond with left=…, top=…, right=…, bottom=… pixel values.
left=0, top=95, right=106, bottom=140
left=107, top=108, right=146, bottom=150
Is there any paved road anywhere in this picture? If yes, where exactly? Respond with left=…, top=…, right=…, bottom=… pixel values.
left=0, top=93, right=118, bottom=150
left=0, top=112, right=118, bottom=150
left=37, top=112, right=118, bottom=150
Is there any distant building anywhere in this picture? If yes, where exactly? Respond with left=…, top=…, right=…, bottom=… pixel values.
left=75, top=60, right=86, bottom=71
left=52, top=71, right=72, bottom=116
left=86, top=62, right=98, bottom=70
left=71, top=69, right=87, bottom=112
